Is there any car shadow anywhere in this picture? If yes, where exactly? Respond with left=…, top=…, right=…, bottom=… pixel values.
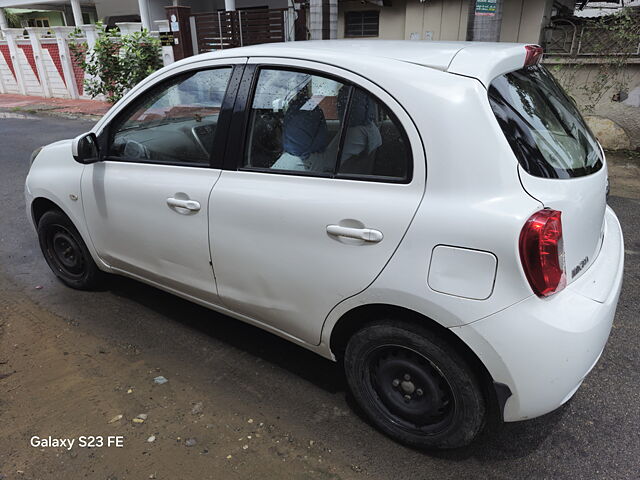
left=343, top=386, right=568, bottom=461
left=105, top=275, right=345, bottom=394
left=105, top=274, right=565, bottom=459
left=431, top=406, right=568, bottom=461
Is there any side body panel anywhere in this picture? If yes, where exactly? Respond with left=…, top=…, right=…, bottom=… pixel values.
left=25, top=140, right=108, bottom=270
left=518, top=164, right=608, bottom=285
left=208, top=58, right=427, bottom=345
left=321, top=64, right=542, bottom=350
left=452, top=207, right=624, bottom=421
left=81, top=163, right=222, bottom=303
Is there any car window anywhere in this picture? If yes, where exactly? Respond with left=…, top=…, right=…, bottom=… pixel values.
left=336, top=87, right=409, bottom=179
left=244, top=69, right=347, bottom=174
left=108, top=68, right=232, bottom=166
left=489, top=65, right=602, bottom=179
left=243, top=68, right=411, bottom=182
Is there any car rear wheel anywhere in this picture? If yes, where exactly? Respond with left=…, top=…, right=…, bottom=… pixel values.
left=344, top=320, right=486, bottom=449
left=37, top=210, right=105, bottom=290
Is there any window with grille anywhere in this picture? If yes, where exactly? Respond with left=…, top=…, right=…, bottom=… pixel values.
left=345, top=11, right=379, bottom=38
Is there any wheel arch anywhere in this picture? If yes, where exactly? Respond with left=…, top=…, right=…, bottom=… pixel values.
left=29, top=195, right=109, bottom=272
left=329, top=303, right=511, bottom=420
left=31, top=196, right=65, bottom=227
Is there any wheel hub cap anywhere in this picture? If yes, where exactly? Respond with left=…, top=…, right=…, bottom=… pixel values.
left=367, top=346, right=454, bottom=432
left=400, top=378, right=415, bottom=395
left=47, top=226, right=85, bottom=277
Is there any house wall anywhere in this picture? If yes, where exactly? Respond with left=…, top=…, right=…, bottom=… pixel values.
left=403, top=0, right=469, bottom=41
left=6, top=9, right=66, bottom=27
left=234, top=0, right=289, bottom=8
left=337, top=0, right=558, bottom=43
left=148, top=0, right=173, bottom=23
left=94, top=0, right=288, bottom=25
left=198, top=0, right=289, bottom=12
left=94, top=0, right=139, bottom=19
left=500, top=0, right=549, bottom=44
left=337, top=0, right=408, bottom=40
left=547, top=60, right=640, bottom=150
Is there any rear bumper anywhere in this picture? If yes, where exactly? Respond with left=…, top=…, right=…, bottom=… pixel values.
left=453, top=206, right=624, bottom=421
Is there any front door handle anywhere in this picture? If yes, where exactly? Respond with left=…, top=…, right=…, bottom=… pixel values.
left=167, top=197, right=201, bottom=211
left=327, top=225, right=383, bottom=243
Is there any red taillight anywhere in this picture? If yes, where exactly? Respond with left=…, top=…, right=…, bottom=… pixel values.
left=524, top=45, right=543, bottom=66
left=519, top=209, right=566, bottom=297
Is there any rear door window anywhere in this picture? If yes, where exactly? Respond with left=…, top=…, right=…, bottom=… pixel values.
left=488, top=65, right=603, bottom=179
left=242, top=67, right=411, bottom=182
left=337, top=87, right=409, bottom=179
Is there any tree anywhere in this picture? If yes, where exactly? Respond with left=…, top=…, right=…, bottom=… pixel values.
left=2, top=8, right=23, bottom=28
left=69, top=23, right=163, bottom=104
left=551, top=8, right=640, bottom=111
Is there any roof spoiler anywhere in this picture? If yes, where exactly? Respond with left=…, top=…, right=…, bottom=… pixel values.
left=447, top=44, right=543, bottom=88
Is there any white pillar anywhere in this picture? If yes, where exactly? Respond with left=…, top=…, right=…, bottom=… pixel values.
left=0, top=8, right=8, bottom=30
left=309, top=0, right=323, bottom=40
left=0, top=18, right=5, bottom=93
left=137, top=0, right=152, bottom=31
left=329, top=0, right=337, bottom=39
left=79, top=24, right=106, bottom=101
left=51, top=26, right=79, bottom=99
left=285, top=6, right=295, bottom=42
left=80, top=24, right=97, bottom=49
left=225, top=0, right=236, bottom=11
left=0, top=11, right=9, bottom=93
left=3, top=28, right=27, bottom=95
left=26, top=27, right=52, bottom=97
left=70, top=0, right=84, bottom=26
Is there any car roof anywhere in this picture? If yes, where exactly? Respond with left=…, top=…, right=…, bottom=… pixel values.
left=190, top=40, right=532, bottom=85
left=212, top=40, right=467, bottom=70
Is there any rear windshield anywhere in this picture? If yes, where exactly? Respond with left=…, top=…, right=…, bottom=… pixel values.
left=489, top=65, right=603, bottom=179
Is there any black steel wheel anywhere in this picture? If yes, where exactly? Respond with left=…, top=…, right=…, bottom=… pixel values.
left=37, top=210, right=104, bottom=290
left=344, top=320, right=486, bottom=449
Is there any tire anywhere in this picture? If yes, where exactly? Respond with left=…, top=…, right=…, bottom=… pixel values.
left=344, top=320, right=486, bottom=449
left=37, top=210, right=105, bottom=290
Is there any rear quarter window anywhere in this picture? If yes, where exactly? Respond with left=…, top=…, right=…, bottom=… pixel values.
left=488, top=65, right=603, bottom=179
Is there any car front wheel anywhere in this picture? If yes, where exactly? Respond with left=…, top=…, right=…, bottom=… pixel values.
left=344, top=320, right=486, bottom=449
left=37, top=210, right=105, bottom=290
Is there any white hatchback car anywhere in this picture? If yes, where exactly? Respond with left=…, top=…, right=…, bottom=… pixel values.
left=25, top=41, right=624, bottom=449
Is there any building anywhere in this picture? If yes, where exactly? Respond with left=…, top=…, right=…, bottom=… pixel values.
left=0, top=1, right=97, bottom=28
left=337, top=0, right=578, bottom=44
left=0, top=0, right=299, bottom=31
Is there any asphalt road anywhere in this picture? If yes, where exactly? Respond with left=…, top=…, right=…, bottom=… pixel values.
left=1, top=114, right=639, bottom=479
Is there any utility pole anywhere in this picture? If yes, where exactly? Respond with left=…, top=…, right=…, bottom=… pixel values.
left=466, top=0, right=504, bottom=42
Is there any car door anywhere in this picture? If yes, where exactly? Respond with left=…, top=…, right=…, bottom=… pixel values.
left=81, top=61, right=244, bottom=303
left=208, top=60, right=426, bottom=345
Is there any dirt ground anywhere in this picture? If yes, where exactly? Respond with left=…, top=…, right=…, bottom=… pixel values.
left=0, top=270, right=359, bottom=480
left=1, top=144, right=638, bottom=480
left=606, top=150, right=640, bottom=199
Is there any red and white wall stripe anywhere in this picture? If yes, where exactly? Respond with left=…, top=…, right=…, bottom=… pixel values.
left=0, top=27, right=88, bottom=98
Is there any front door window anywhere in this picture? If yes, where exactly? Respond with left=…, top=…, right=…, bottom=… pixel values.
left=108, top=68, right=232, bottom=166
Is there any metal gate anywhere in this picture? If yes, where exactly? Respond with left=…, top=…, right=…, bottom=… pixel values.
left=190, top=8, right=292, bottom=53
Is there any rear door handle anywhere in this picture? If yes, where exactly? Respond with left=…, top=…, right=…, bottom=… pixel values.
left=167, top=197, right=201, bottom=211
left=326, top=225, right=383, bottom=243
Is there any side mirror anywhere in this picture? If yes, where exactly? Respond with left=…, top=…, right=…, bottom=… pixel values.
left=72, top=132, right=101, bottom=164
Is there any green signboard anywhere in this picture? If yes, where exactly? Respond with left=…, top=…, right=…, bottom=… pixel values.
left=475, top=0, right=497, bottom=17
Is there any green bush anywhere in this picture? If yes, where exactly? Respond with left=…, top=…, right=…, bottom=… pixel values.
left=70, top=23, right=163, bottom=104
